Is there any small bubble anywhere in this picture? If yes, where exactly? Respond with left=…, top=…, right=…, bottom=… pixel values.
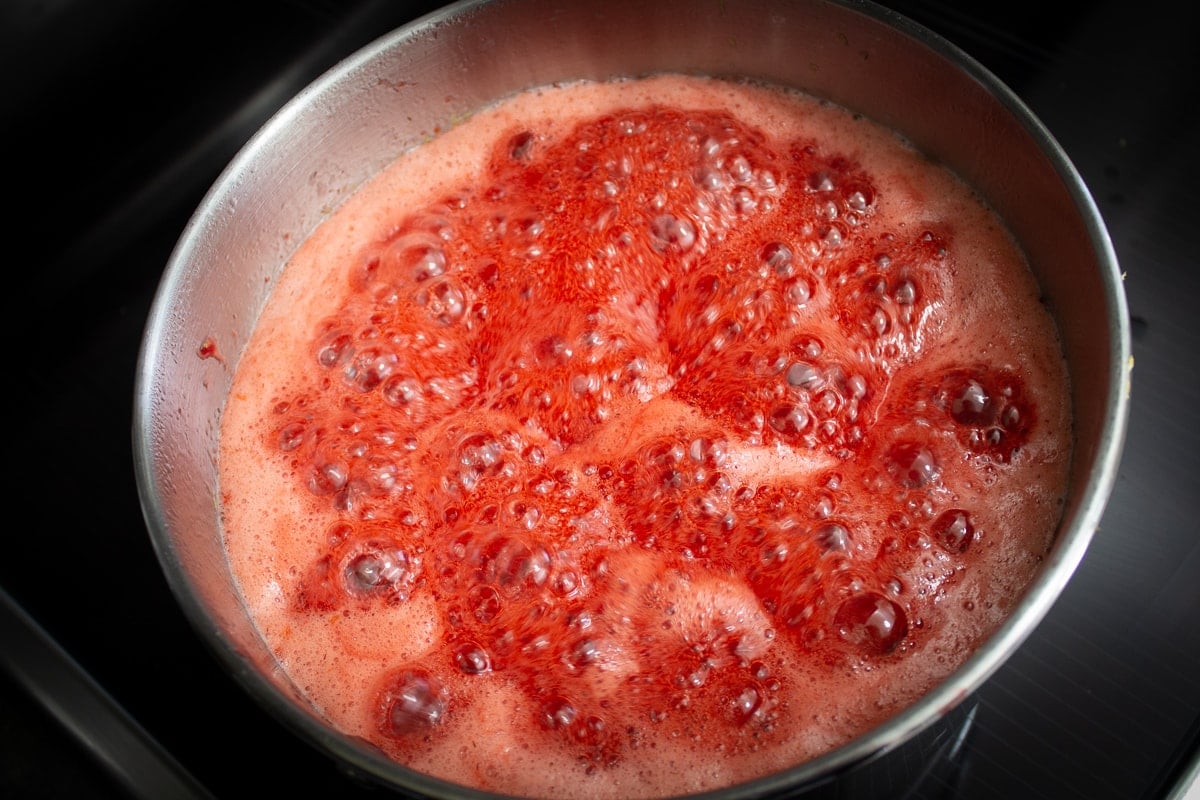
left=540, top=696, right=578, bottom=730
left=380, top=670, right=447, bottom=736
left=760, top=241, right=794, bottom=276
left=768, top=404, right=809, bottom=436
left=421, top=279, right=467, bottom=325
left=785, top=361, right=823, bottom=390
left=885, top=441, right=940, bottom=489
left=695, top=167, right=724, bottom=190
left=784, top=277, right=812, bottom=306
left=468, top=584, right=502, bottom=624
left=649, top=214, right=697, bottom=253
left=277, top=422, right=305, bottom=452
left=951, top=379, right=993, bottom=426
left=730, top=684, right=763, bottom=722
left=508, top=130, right=534, bottom=160
left=453, top=641, right=493, bottom=675
left=308, top=459, right=349, bottom=496
left=344, top=543, right=411, bottom=596
left=807, top=171, right=835, bottom=192
left=316, top=332, right=354, bottom=369
left=846, top=190, right=870, bottom=212
left=833, top=593, right=908, bottom=653
left=816, top=522, right=850, bottom=552
left=867, top=306, right=890, bottom=337
left=344, top=347, right=399, bottom=392
left=730, top=154, right=753, bottom=184
left=407, top=245, right=447, bottom=282
left=571, top=373, right=600, bottom=396
left=931, top=509, right=974, bottom=553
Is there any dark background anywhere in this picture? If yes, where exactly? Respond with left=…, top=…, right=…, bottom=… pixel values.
left=2, top=1, right=1197, bottom=798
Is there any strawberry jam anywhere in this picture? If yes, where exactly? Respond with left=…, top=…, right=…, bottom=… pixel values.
left=219, top=75, right=1072, bottom=798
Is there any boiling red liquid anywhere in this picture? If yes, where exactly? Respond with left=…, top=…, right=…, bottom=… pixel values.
left=219, top=75, right=1071, bottom=798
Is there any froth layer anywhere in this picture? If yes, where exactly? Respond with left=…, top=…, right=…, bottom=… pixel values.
left=218, top=74, right=1071, bottom=798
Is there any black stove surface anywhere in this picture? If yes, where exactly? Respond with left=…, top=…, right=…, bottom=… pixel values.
left=3, top=1, right=1197, bottom=798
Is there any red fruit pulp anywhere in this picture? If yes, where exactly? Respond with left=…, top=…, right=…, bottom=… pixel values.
left=219, top=75, right=1072, bottom=799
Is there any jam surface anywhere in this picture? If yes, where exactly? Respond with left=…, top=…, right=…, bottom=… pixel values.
left=219, top=75, right=1072, bottom=798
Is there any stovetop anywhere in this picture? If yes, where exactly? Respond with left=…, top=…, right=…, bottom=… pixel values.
left=3, top=1, right=1198, bottom=798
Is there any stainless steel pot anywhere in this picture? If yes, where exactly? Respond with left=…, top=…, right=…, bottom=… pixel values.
left=133, top=0, right=1131, bottom=797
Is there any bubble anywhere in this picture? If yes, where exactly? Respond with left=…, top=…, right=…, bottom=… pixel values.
left=421, top=279, right=467, bottom=325
left=760, top=241, right=794, bottom=276
left=807, top=171, right=835, bottom=193
left=406, top=245, right=447, bottom=282
left=571, top=373, right=601, bottom=396
left=885, top=441, right=940, bottom=489
left=343, top=347, right=399, bottom=392
left=846, top=189, right=871, bottom=212
left=277, top=422, right=306, bottom=452
left=786, top=362, right=823, bottom=390
left=729, top=684, right=764, bottom=723
left=567, top=637, right=602, bottom=669
left=823, top=224, right=846, bottom=249
left=814, top=388, right=843, bottom=416
left=382, top=375, right=423, bottom=407
left=457, top=432, right=505, bottom=475
left=893, top=279, right=917, bottom=306
left=379, top=669, right=448, bottom=736
left=486, top=536, right=552, bottom=592
left=731, top=186, right=759, bottom=214
left=688, top=437, right=728, bottom=467
left=729, top=154, right=753, bottom=184
left=813, top=494, right=834, bottom=518
left=833, top=593, right=908, bottom=653
left=931, top=509, right=974, bottom=553
left=866, top=305, right=890, bottom=337
left=308, top=458, right=349, bottom=496
left=468, top=584, right=502, bottom=624
left=453, top=641, right=493, bottom=674
left=540, top=695, right=578, bottom=730
left=536, top=335, right=573, bottom=365
left=951, top=379, right=994, bottom=426
left=768, top=404, right=809, bottom=436
left=316, top=331, right=354, bottom=369
left=649, top=214, right=697, bottom=253
left=816, top=522, right=850, bottom=552
left=695, top=167, right=724, bottom=191
left=784, top=277, right=812, bottom=306
left=508, top=130, right=535, bottom=160
left=343, top=541, right=412, bottom=596
left=552, top=569, right=580, bottom=598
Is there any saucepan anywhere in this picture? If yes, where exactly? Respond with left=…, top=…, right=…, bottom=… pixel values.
left=133, top=0, right=1130, bottom=797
